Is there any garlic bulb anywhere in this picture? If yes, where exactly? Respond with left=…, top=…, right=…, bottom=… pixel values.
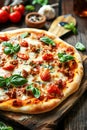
left=38, top=5, right=56, bottom=20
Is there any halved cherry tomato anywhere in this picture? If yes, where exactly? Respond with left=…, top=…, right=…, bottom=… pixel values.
left=17, top=52, right=29, bottom=60
left=47, top=84, right=61, bottom=95
left=40, top=69, right=51, bottom=81
left=13, top=4, right=25, bottom=15
left=0, top=9, right=9, bottom=23
left=0, top=35, right=8, bottom=41
left=9, top=11, right=21, bottom=23
left=42, top=53, right=53, bottom=61
left=20, top=41, right=28, bottom=47
left=3, top=64, right=15, bottom=71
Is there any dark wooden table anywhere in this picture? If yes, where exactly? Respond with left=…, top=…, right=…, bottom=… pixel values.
left=0, top=0, right=87, bottom=130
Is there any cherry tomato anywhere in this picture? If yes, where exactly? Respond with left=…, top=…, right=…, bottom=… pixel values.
left=3, top=64, right=15, bottom=71
left=47, top=84, right=61, bottom=95
left=17, top=52, right=29, bottom=60
left=9, top=11, right=21, bottom=23
left=20, top=41, right=28, bottom=47
left=40, top=69, right=51, bottom=81
left=1, top=6, right=10, bottom=13
left=0, top=35, right=8, bottom=41
left=13, top=4, right=25, bottom=15
left=0, top=9, right=9, bottom=23
left=42, top=53, right=53, bottom=61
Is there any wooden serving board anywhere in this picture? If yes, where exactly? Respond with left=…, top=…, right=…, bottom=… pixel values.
left=48, top=14, right=76, bottom=37
left=0, top=25, right=87, bottom=130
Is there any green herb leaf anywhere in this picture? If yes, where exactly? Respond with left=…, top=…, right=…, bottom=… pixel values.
left=2, top=42, right=12, bottom=47
left=0, top=75, right=27, bottom=88
left=20, top=32, right=29, bottom=39
left=26, top=84, right=40, bottom=98
left=4, top=47, right=12, bottom=55
left=13, top=44, right=20, bottom=52
left=3, top=42, right=20, bottom=55
left=75, top=42, right=86, bottom=51
left=1, top=126, right=13, bottom=130
left=64, top=22, right=78, bottom=35
left=5, top=78, right=11, bottom=87
left=25, top=5, right=35, bottom=11
left=40, top=37, right=55, bottom=46
left=0, top=77, right=6, bottom=87
left=58, top=53, right=74, bottom=62
left=0, top=121, right=13, bottom=130
left=10, top=75, right=27, bottom=86
left=32, top=0, right=48, bottom=5
left=0, top=121, right=6, bottom=127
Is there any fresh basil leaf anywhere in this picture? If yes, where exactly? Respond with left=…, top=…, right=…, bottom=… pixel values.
left=32, top=0, right=48, bottom=5
left=58, top=53, right=65, bottom=58
left=4, top=47, right=12, bottom=55
left=0, top=77, right=6, bottom=87
left=64, top=22, right=78, bottom=35
left=10, top=75, right=27, bottom=86
left=20, top=32, right=29, bottom=39
left=40, top=37, right=55, bottom=46
left=26, top=84, right=40, bottom=98
left=5, top=78, right=11, bottom=87
left=25, top=5, right=35, bottom=11
left=75, top=42, right=86, bottom=51
left=58, top=53, right=74, bottom=62
left=3, top=42, right=20, bottom=55
left=0, top=122, right=13, bottom=130
left=2, top=42, right=12, bottom=47
left=1, top=126, right=13, bottom=130
left=13, top=44, right=20, bottom=52
left=38, top=0, right=48, bottom=5
left=0, top=121, right=6, bottom=128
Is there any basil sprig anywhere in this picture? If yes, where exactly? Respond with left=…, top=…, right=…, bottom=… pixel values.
left=40, top=37, right=55, bottom=46
left=32, top=0, right=48, bottom=6
left=25, top=5, right=35, bottom=11
left=0, top=121, right=13, bottom=130
left=58, top=53, right=74, bottom=62
left=20, top=32, right=29, bottom=39
left=64, top=22, right=78, bottom=35
left=3, top=41, right=20, bottom=55
left=26, top=84, right=40, bottom=98
left=0, top=75, right=27, bottom=88
left=75, top=42, right=86, bottom=51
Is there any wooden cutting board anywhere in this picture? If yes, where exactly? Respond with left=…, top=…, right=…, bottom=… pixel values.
left=48, top=14, right=76, bottom=37
left=0, top=15, right=87, bottom=130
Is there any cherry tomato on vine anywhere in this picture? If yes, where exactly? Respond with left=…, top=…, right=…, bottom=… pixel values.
left=1, top=6, right=10, bottom=13
left=0, top=9, right=9, bottom=23
left=9, top=11, right=21, bottom=23
left=13, top=4, right=25, bottom=15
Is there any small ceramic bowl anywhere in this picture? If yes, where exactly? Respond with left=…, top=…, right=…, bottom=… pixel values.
left=25, top=12, right=46, bottom=28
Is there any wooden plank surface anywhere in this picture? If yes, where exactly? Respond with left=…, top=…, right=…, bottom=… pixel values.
left=59, top=0, right=87, bottom=130
left=0, top=0, right=87, bottom=130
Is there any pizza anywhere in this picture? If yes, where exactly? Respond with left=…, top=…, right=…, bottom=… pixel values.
left=0, top=28, right=83, bottom=114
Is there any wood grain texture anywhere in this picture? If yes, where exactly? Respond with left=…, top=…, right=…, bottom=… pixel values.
left=0, top=0, right=87, bottom=130
left=49, top=15, right=76, bottom=37
left=60, top=0, right=87, bottom=130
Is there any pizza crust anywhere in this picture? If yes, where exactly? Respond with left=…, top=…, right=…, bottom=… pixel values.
left=0, top=28, right=83, bottom=114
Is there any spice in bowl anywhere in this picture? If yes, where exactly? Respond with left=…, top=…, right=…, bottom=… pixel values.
left=25, top=12, right=46, bottom=28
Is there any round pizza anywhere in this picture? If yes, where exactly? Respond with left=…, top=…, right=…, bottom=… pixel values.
left=0, top=28, right=83, bottom=114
